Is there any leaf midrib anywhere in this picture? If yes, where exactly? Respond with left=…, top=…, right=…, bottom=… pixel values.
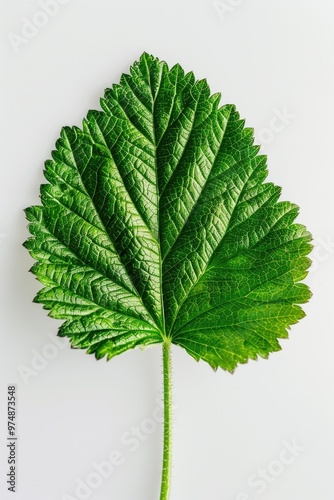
left=145, top=56, right=167, bottom=339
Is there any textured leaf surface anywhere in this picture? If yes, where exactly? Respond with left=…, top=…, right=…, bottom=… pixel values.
left=25, top=53, right=312, bottom=371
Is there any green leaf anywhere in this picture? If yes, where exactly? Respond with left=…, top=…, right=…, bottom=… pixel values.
left=24, top=53, right=312, bottom=371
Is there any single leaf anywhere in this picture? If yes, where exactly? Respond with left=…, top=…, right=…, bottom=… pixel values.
left=24, top=53, right=312, bottom=371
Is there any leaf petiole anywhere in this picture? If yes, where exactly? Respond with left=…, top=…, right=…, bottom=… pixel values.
left=160, top=340, right=172, bottom=500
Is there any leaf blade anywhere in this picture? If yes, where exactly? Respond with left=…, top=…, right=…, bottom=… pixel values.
left=25, top=53, right=312, bottom=370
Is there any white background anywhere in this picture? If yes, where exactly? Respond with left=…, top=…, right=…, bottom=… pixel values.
left=1, top=1, right=334, bottom=499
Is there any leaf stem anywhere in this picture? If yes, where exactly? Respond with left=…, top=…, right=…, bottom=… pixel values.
left=160, top=340, right=172, bottom=500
